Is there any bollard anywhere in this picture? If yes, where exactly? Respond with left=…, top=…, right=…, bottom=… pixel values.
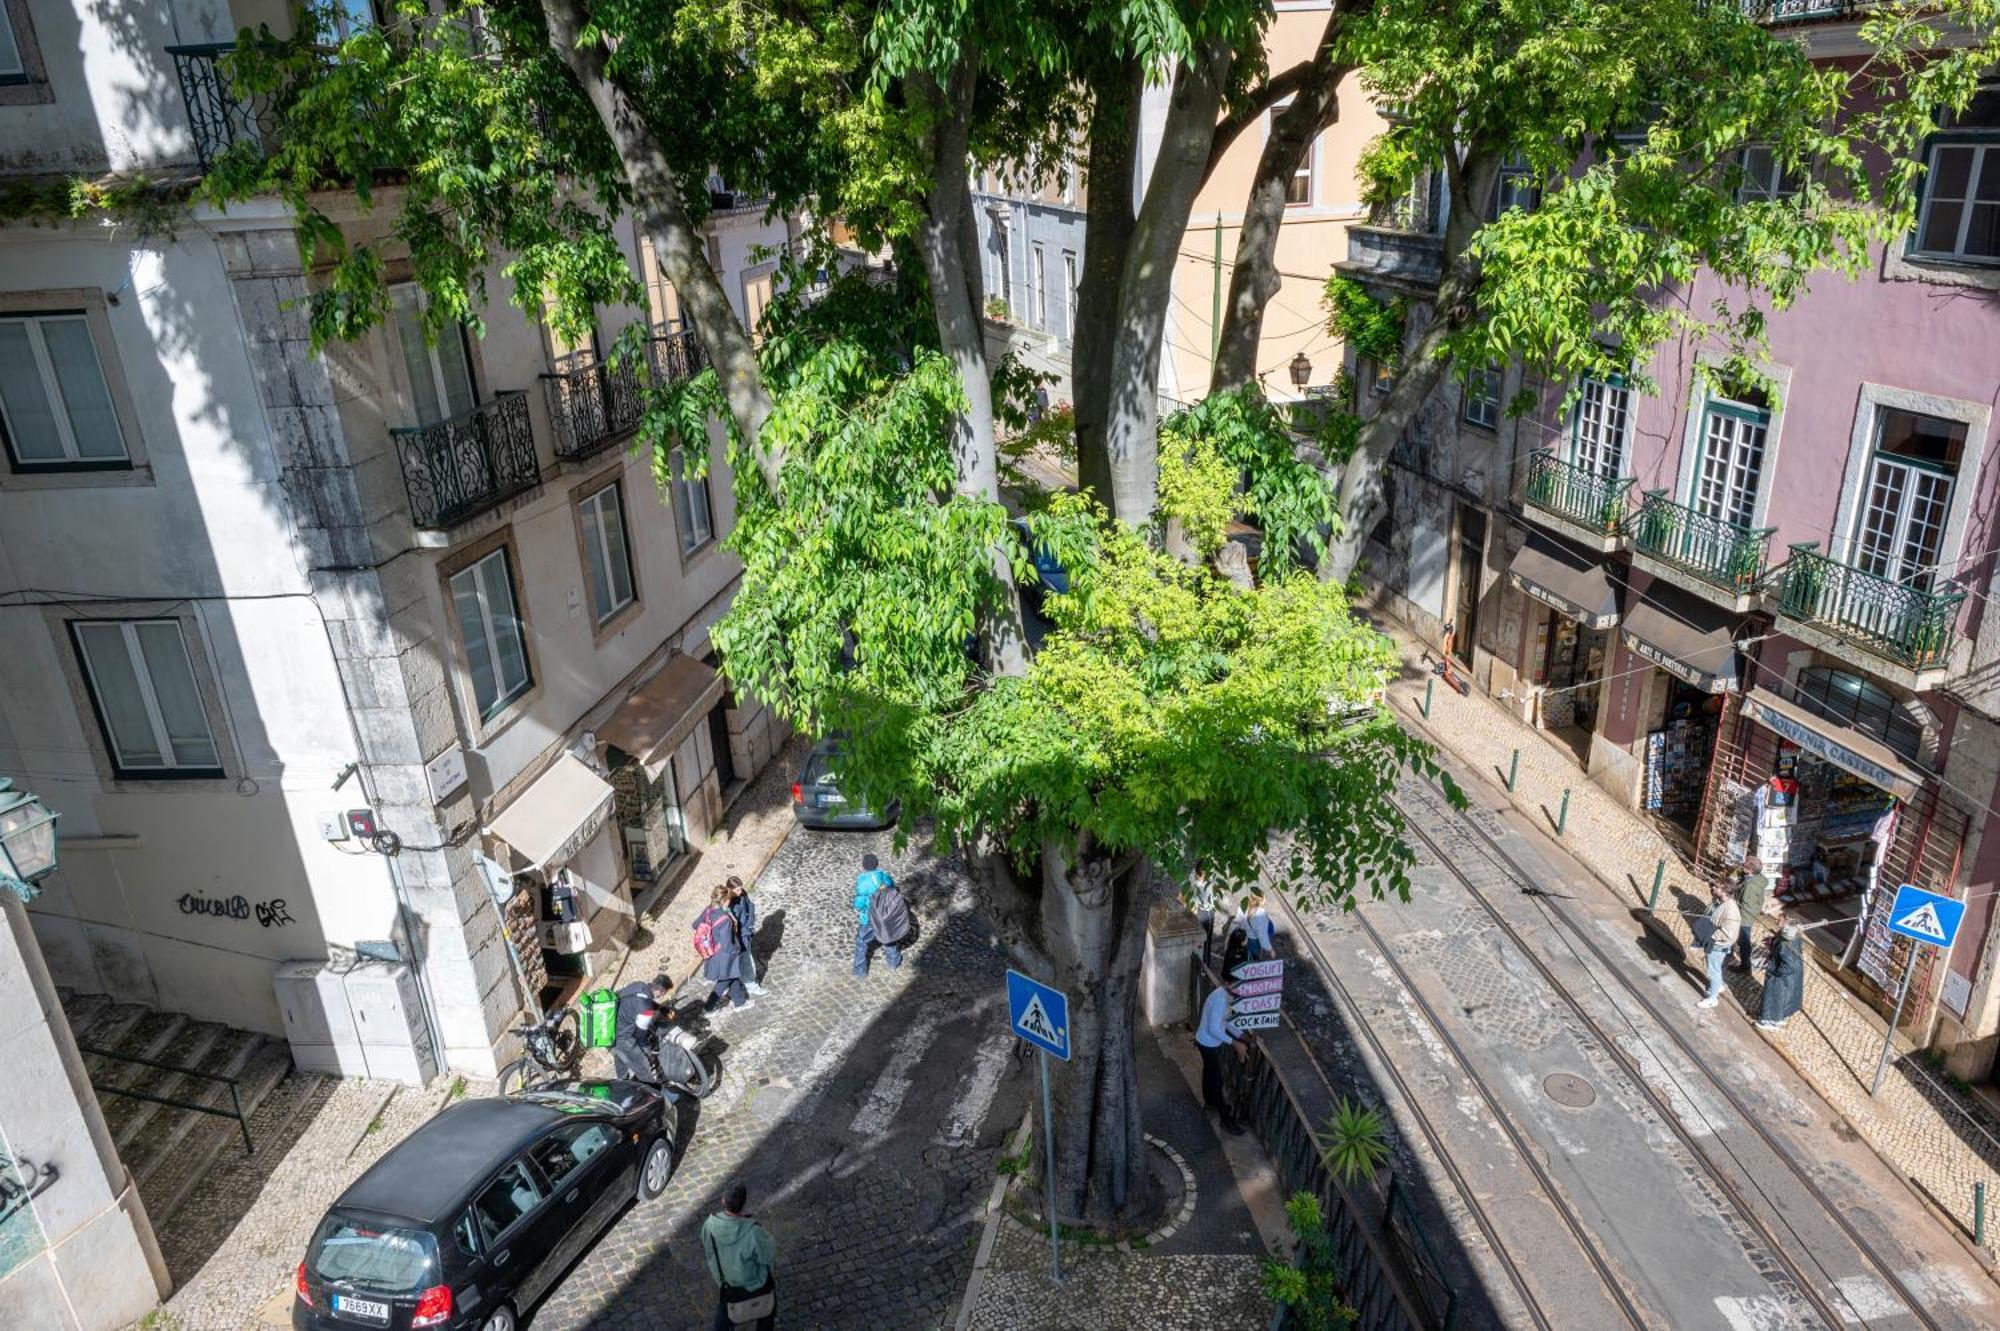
left=1648, top=858, right=1666, bottom=911
left=1557, top=788, right=1570, bottom=836
left=1977, top=1181, right=1988, bottom=1248
left=1507, top=748, right=1520, bottom=792
left=1422, top=677, right=1434, bottom=719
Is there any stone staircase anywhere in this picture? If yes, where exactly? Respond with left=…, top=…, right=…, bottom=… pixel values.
left=58, top=990, right=300, bottom=1228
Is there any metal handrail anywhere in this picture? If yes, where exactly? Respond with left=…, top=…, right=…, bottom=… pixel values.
left=1628, top=490, right=1775, bottom=593
left=1523, top=449, right=1633, bottom=536
left=1775, top=543, right=1965, bottom=671
left=77, top=1042, right=254, bottom=1154
left=392, top=390, right=540, bottom=529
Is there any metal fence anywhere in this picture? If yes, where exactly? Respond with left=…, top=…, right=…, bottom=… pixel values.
left=78, top=1043, right=255, bottom=1155
left=393, top=390, right=540, bottom=530
left=168, top=43, right=280, bottom=171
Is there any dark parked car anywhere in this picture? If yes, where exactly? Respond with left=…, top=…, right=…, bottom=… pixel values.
left=293, top=1082, right=673, bottom=1331
left=1011, top=518, right=1070, bottom=605
left=791, top=736, right=899, bottom=830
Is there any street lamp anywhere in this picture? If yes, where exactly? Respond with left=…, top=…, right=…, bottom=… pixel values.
left=0, top=778, right=59, bottom=902
left=1288, top=351, right=1313, bottom=389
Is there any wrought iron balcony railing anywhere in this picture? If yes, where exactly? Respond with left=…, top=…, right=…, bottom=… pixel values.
left=1775, top=544, right=1965, bottom=672
left=1745, top=0, right=1874, bottom=22
left=394, top=391, right=539, bottom=529
left=1628, top=491, right=1775, bottom=594
left=540, top=330, right=710, bottom=463
left=1523, top=449, right=1634, bottom=536
left=168, top=42, right=280, bottom=171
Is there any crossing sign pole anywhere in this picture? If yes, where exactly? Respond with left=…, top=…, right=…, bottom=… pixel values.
left=1005, top=970, right=1070, bottom=1283
left=1870, top=885, right=1966, bottom=1097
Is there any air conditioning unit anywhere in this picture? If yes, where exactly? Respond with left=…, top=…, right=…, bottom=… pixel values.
left=274, top=956, right=439, bottom=1086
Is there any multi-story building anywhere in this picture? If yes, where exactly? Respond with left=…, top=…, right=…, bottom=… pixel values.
left=972, top=160, right=1088, bottom=405
left=1351, top=10, right=2000, bottom=1080
left=0, top=5, right=795, bottom=1321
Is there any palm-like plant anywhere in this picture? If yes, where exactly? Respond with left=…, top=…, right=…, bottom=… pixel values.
left=1320, top=1097, right=1392, bottom=1183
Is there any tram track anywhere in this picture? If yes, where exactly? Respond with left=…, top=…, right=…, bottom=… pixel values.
left=1372, top=772, right=1948, bottom=1331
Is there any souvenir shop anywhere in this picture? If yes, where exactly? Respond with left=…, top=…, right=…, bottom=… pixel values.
left=1696, top=686, right=1971, bottom=1023
left=1623, top=584, right=1744, bottom=834
left=1509, top=532, right=1621, bottom=765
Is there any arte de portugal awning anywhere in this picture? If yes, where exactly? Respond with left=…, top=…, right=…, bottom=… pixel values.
left=597, top=654, right=728, bottom=778
left=1621, top=584, right=1743, bottom=694
left=1508, top=532, right=1621, bottom=629
left=1739, top=688, right=1926, bottom=801
left=484, top=753, right=616, bottom=872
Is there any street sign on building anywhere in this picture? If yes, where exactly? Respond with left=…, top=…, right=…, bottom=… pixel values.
left=1005, top=969, right=1071, bottom=1062
left=1886, top=884, right=1965, bottom=948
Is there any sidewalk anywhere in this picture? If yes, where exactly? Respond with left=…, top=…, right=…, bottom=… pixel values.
left=1366, top=606, right=2000, bottom=1260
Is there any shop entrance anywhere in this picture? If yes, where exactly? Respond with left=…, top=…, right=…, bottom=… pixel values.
left=1537, top=615, right=1608, bottom=765
left=1642, top=674, right=1724, bottom=835
left=1452, top=507, right=1485, bottom=669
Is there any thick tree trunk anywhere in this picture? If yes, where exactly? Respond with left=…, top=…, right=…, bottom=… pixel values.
left=1074, top=59, right=1142, bottom=510
left=1210, top=13, right=1356, bottom=394
left=1318, top=148, right=1503, bottom=583
left=1101, top=43, right=1234, bottom=527
left=539, top=0, right=780, bottom=496
left=914, top=62, right=1028, bottom=676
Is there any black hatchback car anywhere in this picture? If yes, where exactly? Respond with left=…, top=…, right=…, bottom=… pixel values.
left=293, top=1081, right=673, bottom=1331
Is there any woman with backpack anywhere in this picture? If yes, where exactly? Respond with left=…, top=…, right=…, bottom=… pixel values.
left=695, top=883, right=751, bottom=1013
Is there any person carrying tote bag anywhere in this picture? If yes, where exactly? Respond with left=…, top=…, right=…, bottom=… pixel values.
left=701, top=1182, right=776, bottom=1329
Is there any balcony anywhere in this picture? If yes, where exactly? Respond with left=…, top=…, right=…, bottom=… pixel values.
left=1745, top=0, right=1874, bottom=23
left=1627, top=492, right=1774, bottom=612
left=1774, top=544, right=1965, bottom=687
left=169, top=42, right=281, bottom=171
left=394, top=391, right=540, bottom=531
left=1521, top=450, right=1632, bottom=553
left=1336, top=225, right=1443, bottom=292
left=540, top=329, right=710, bottom=464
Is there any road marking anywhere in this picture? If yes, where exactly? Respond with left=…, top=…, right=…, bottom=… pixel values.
left=850, top=1011, right=944, bottom=1136
left=1713, top=1294, right=1804, bottom=1329
left=1829, top=1276, right=1905, bottom=1323
left=935, top=1028, right=1013, bottom=1148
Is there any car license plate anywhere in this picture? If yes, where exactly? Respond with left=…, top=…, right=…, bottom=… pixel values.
left=819, top=791, right=845, bottom=806
left=332, top=1294, right=390, bottom=1324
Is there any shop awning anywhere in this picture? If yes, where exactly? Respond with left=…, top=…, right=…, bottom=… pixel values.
left=598, top=654, right=727, bottom=776
left=1621, top=586, right=1742, bottom=694
left=1739, top=688, right=1927, bottom=801
left=484, top=753, right=616, bottom=871
left=1508, top=532, right=1620, bottom=629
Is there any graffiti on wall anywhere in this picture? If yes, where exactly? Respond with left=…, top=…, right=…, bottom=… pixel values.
left=176, top=892, right=294, bottom=928
left=0, top=1146, right=55, bottom=1279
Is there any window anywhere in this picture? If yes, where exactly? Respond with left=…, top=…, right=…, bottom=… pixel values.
left=325, top=1, right=380, bottom=38
left=449, top=549, right=532, bottom=720
left=1915, top=81, right=2000, bottom=263
left=1062, top=252, right=1078, bottom=343
left=1031, top=244, right=1047, bottom=328
left=1692, top=395, right=1769, bottom=530
left=670, top=446, right=714, bottom=555
left=390, top=285, right=476, bottom=426
left=1063, top=162, right=1079, bottom=206
left=577, top=481, right=636, bottom=624
left=1853, top=407, right=1966, bottom=590
left=637, top=230, right=683, bottom=331
left=1570, top=378, right=1630, bottom=479
left=1735, top=145, right=1799, bottom=203
left=1463, top=364, right=1501, bottom=429
left=70, top=620, right=221, bottom=777
left=1490, top=153, right=1540, bottom=219
left=1795, top=667, right=1924, bottom=763
left=1270, top=97, right=1316, bottom=206
left=471, top=1160, right=546, bottom=1247
left=0, top=8, right=23, bottom=81
left=1364, top=358, right=1393, bottom=396
left=528, top=1123, right=618, bottom=1191
left=0, top=312, right=129, bottom=470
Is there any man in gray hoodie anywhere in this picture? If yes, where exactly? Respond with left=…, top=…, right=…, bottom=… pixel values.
left=701, top=1181, right=776, bottom=1330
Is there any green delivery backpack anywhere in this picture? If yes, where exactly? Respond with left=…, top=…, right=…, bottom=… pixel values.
left=580, top=988, right=619, bottom=1050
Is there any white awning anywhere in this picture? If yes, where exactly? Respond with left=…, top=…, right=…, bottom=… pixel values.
left=484, top=753, right=615, bottom=871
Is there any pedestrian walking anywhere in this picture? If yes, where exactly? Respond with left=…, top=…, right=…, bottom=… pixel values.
left=1194, top=979, right=1248, bottom=1135
left=694, top=884, right=751, bottom=1013
left=701, top=1181, right=776, bottom=1331
left=852, top=854, right=906, bottom=977
left=1241, top=892, right=1276, bottom=962
left=1698, top=881, right=1741, bottom=1009
left=727, top=875, right=768, bottom=996
left=1757, top=912, right=1806, bottom=1031
left=1732, top=858, right=1770, bottom=972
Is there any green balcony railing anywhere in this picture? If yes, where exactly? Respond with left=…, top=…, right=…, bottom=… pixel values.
left=1776, top=544, right=1965, bottom=671
left=1524, top=449, right=1634, bottom=537
left=1629, top=491, right=1775, bottom=594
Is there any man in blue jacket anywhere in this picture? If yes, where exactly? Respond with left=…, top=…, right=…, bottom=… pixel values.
left=853, top=853, right=902, bottom=977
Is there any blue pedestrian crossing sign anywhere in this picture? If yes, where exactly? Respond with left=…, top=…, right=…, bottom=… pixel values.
left=1006, top=969, right=1071, bottom=1061
left=1887, top=884, right=1966, bottom=949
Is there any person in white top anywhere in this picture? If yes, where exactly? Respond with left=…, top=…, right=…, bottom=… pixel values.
left=1194, top=982, right=1247, bottom=1134
left=1240, top=892, right=1277, bottom=962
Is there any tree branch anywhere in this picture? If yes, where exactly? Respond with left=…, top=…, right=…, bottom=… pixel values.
left=975, top=841, right=1052, bottom=974
left=1203, top=62, right=1313, bottom=184
left=538, top=0, right=781, bottom=496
